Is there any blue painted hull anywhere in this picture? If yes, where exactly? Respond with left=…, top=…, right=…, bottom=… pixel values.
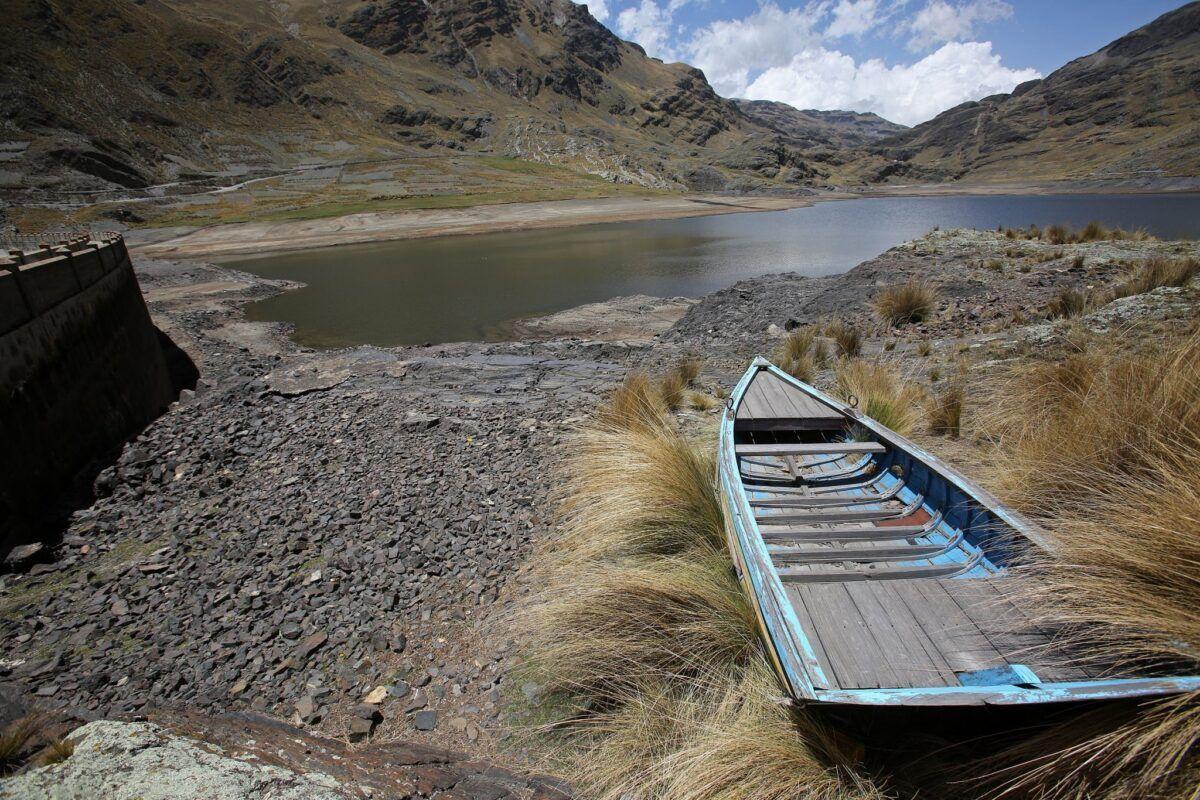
left=720, top=358, right=1200, bottom=706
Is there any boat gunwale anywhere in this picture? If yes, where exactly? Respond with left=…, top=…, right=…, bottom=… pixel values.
left=720, top=357, right=1200, bottom=706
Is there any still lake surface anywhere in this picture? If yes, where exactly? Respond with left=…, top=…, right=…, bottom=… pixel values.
left=226, top=193, right=1200, bottom=348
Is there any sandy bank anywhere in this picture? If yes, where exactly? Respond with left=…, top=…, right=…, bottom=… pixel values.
left=130, top=194, right=809, bottom=260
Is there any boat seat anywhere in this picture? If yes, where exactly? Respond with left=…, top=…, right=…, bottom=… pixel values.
left=749, top=480, right=904, bottom=507
left=755, top=495, right=924, bottom=525
left=759, top=511, right=943, bottom=542
left=736, top=442, right=885, bottom=457
left=778, top=550, right=982, bottom=583
left=768, top=529, right=963, bottom=563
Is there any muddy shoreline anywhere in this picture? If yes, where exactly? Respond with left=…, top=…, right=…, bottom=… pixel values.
left=128, top=195, right=812, bottom=260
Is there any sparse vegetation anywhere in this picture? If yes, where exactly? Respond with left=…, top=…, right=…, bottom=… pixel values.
left=872, top=279, right=938, bottom=327
left=687, top=391, right=721, bottom=411
left=985, top=259, right=1004, bottom=272
left=834, top=359, right=924, bottom=435
left=1072, top=254, right=1085, bottom=268
left=916, top=340, right=933, bottom=357
left=37, top=736, right=74, bottom=767
left=825, top=319, right=862, bottom=358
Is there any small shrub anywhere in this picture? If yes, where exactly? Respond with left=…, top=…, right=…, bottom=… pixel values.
left=883, top=339, right=896, bottom=352
left=1071, top=254, right=1085, bottom=268
left=834, top=359, right=924, bottom=435
left=686, top=391, right=720, bottom=412
left=926, top=383, right=964, bottom=437
left=1017, top=263, right=1032, bottom=274
left=916, top=340, right=932, bottom=357
left=1045, top=287, right=1091, bottom=319
left=873, top=279, right=938, bottom=327
left=929, top=368, right=941, bottom=382
left=985, top=259, right=1003, bottom=273
left=825, top=320, right=862, bottom=358
left=1011, top=308, right=1027, bottom=325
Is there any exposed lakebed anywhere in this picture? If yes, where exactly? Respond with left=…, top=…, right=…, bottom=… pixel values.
left=224, top=193, right=1200, bottom=348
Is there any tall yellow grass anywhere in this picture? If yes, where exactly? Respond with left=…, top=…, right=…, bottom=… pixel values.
left=873, top=280, right=938, bottom=327
left=977, top=331, right=1200, bottom=799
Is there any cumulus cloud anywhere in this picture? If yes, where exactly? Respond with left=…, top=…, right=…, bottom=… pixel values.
left=586, top=0, right=611, bottom=22
left=684, top=3, right=824, bottom=96
left=826, top=0, right=883, bottom=38
left=906, top=0, right=1013, bottom=51
left=616, top=0, right=678, bottom=59
left=744, top=41, right=1039, bottom=126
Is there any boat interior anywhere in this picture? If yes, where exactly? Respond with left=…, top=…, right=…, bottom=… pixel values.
left=730, top=367, right=1099, bottom=696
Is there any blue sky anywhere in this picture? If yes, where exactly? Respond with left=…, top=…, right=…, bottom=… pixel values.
left=580, top=0, right=1186, bottom=125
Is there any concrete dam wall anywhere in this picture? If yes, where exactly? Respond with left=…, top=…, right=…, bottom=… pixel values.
left=0, top=234, right=177, bottom=555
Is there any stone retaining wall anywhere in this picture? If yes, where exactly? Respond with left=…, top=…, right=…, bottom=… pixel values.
left=0, top=235, right=176, bottom=555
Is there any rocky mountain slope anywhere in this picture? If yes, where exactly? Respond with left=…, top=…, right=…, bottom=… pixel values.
left=872, top=1, right=1200, bottom=184
left=2, top=0, right=1196, bottom=208
left=0, top=0, right=876, bottom=198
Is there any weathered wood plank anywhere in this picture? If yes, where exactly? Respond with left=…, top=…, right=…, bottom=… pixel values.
left=845, top=582, right=957, bottom=688
left=798, top=583, right=899, bottom=689
left=760, top=523, right=928, bottom=541
left=737, top=443, right=885, bottom=456
left=903, top=580, right=1007, bottom=674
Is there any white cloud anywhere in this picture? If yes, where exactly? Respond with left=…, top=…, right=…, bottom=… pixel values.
left=745, top=41, right=1039, bottom=125
left=684, top=3, right=825, bottom=96
left=616, top=0, right=678, bottom=59
left=586, top=0, right=611, bottom=22
left=826, top=0, right=882, bottom=38
left=906, top=0, right=1012, bottom=51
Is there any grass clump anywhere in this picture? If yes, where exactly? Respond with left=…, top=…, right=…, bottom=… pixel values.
left=0, top=715, right=49, bottom=776
left=872, top=279, right=937, bottom=327
left=834, top=359, right=924, bottom=436
left=1111, top=256, right=1200, bottom=301
left=775, top=327, right=819, bottom=382
left=826, top=319, right=862, bottom=358
left=37, top=736, right=74, bottom=767
left=687, top=391, right=720, bottom=411
left=925, top=382, right=964, bottom=437
left=1045, top=287, right=1093, bottom=319
left=916, top=340, right=933, bottom=357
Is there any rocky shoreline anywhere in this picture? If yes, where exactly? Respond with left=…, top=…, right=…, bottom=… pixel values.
left=2, top=227, right=1197, bottom=796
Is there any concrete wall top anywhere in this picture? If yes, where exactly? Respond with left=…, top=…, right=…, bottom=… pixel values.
left=0, top=233, right=130, bottom=332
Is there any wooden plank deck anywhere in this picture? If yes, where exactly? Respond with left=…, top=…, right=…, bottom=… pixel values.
left=784, top=578, right=1091, bottom=690
left=736, top=371, right=846, bottom=429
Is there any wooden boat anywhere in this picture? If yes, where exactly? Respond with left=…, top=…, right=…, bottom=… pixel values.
left=719, top=357, right=1200, bottom=706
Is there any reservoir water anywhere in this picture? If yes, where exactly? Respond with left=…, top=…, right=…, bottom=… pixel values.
left=225, top=193, right=1200, bottom=349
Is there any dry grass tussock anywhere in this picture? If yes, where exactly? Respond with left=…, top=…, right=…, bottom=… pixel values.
left=0, top=714, right=62, bottom=775
left=834, top=359, right=924, bottom=436
left=1111, top=256, right=1200, bottom=301
left=776, top=326, right=819, bottom=382
left=826, top=319, right=863, bottom=358
left=513, top=378, right=882, bottom=800
left=873, top=279, right=938, bottom=327
left=976, top=331, right=1200, bottom=798
left=925, top=382, right=964, bottom=437
left=1003, top=221, right=1155, bottom=244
